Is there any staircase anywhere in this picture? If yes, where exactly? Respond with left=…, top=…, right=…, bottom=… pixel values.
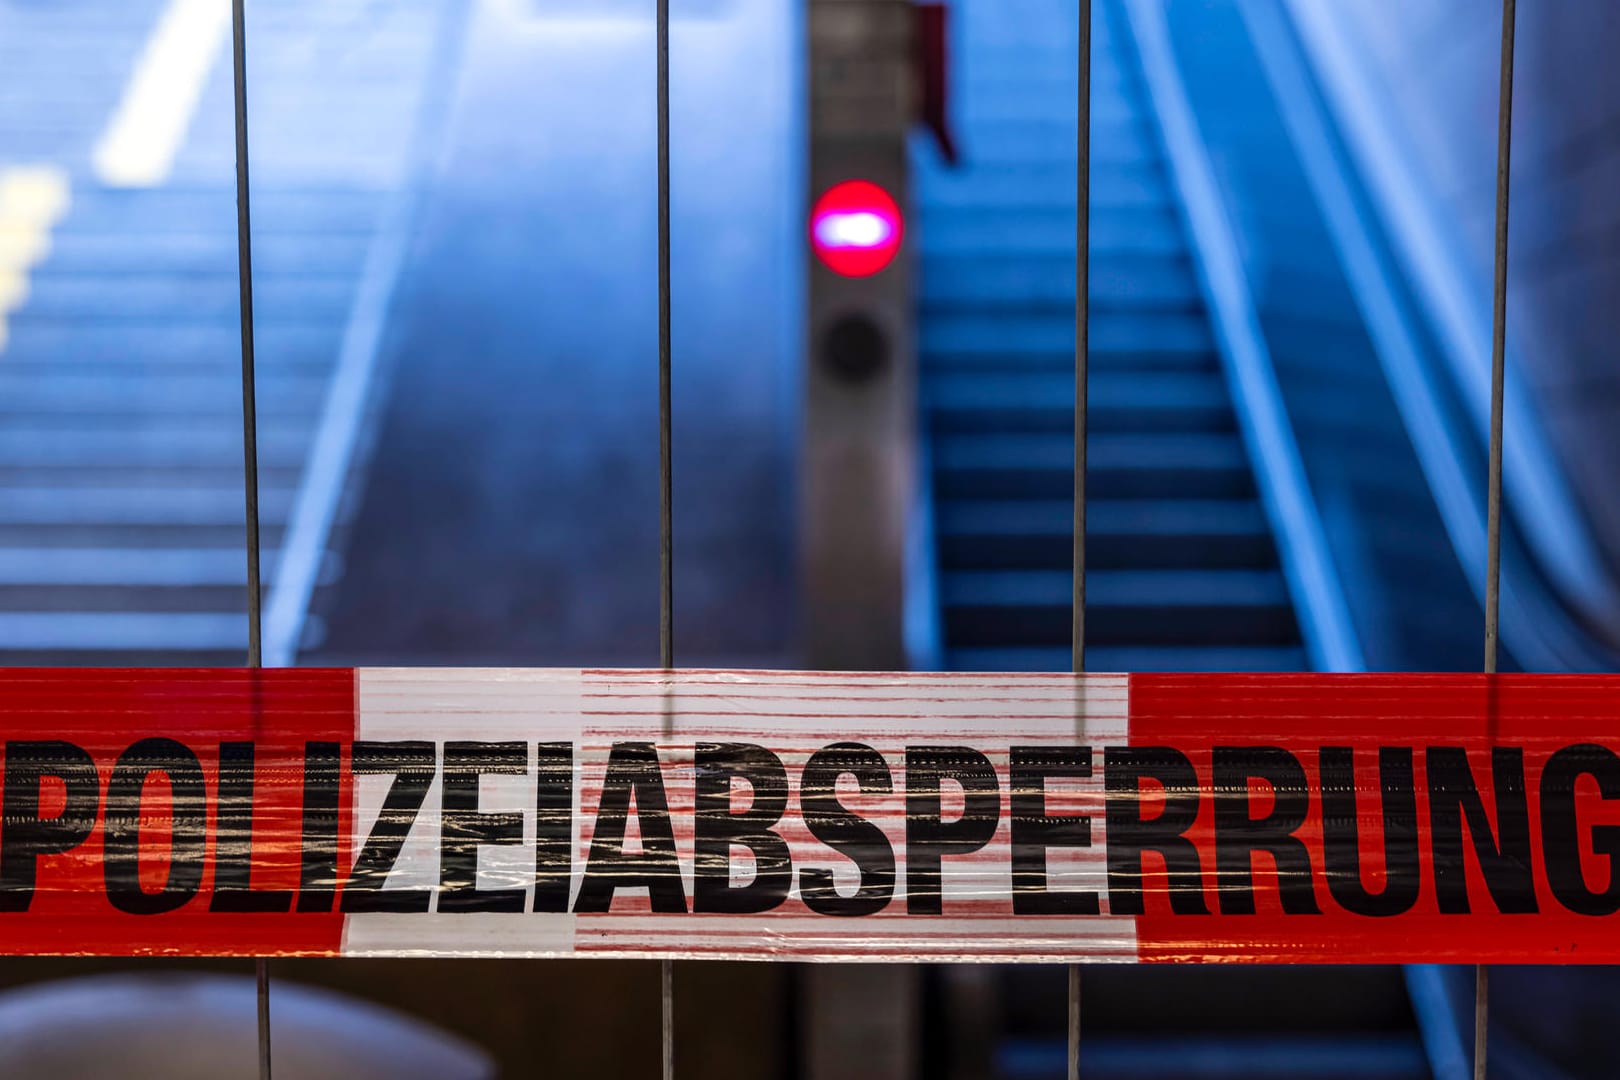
left=0, top=0, right=453, bottom=664
left=917, top=0, right=1303, bottom=675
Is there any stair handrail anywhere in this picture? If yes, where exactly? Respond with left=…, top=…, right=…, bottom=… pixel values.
left=261, top=1, right=472, bottom=667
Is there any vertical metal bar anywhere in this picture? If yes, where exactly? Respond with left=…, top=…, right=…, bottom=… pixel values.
left=229, top=0, right=271, bottom=1078
left=231, top=0, right=261, bottom=672
left=256, top=956, right=272, bottom=1079
left=657, top=0, right=674, bottom=1075
left=1479, top=0, right=1516, bottom=1076
left=1069, top=2, right=1092, bottom=1079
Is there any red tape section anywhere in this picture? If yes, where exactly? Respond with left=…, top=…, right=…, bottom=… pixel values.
left=1128, top=673, right=1620, bottom=963
left=0, top=669, right=353, bottom=956
left=0, top=669, right=1616, bottom=962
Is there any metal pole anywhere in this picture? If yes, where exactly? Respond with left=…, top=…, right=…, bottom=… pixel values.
left=1069, top=2, right=1092, bottom=1079
left=229, top=0, right=271, bottom=1077
left=657, top=0, right=675, bottom=1075
left=1479, top=0, right=1516, bottom=1076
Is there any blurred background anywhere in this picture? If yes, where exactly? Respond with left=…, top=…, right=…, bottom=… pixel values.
left=0, top=0, right=1617, bottom=1076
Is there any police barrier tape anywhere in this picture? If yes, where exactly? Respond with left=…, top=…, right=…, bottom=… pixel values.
left=2, top=668, right=1618, bottom=962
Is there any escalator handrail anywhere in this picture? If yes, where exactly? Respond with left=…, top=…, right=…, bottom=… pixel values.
left=1276, top=0, right=1620, bottom=668
left=1120, top=0, right=1365, bottom=674
left=1244, top=0, right=1620, bottom=672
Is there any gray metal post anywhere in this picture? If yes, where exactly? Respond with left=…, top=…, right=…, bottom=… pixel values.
left=1478, top=1, right=1517, bottom=1077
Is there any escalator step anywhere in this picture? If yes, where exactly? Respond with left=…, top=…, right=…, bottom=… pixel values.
left=944, top=568, right=1297, bottom=647
left=935, top=432, right=1254, bottom=500
left=917, top=163, right=1170, bottom=210
left=920, top=208, right=1183, bottom=258
left=922, top=310, right=1212, bottom=358
left=998, top=1035, right=1430, bottom=1080
left=938, top=498, right=1272, bottom=568
left=947, top=645, right=1309, bottom=673
left=947, top=567, right=1292, bottom=608
left=956, top=118, right=1156, bottom=167
left=920, top=253, right=1199, bottom=310
left=926, top=370, right=1231, bottom=434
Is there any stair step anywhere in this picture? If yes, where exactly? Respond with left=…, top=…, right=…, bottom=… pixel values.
left=0, top=585, right=264, bottom=613
left=938, top=498, right=1272, bottom=568
left=926, top=371, right=1231, bottom=434
left=0, top=324, right=340, bottom=367
left=0, top=548, right=310, bottom=587
left=0, top=613, right=249, bottom=651
left=0, top=486, right=295, bottom=526
left=0, top=373, right=328, bottom=415
left=935, top=432, right=1254, bottom=500
left=921, top=254, right=1199, bottom=310
left=54, top=188, right=384, bottom=235
left=0, top=524, right=287, bottom=549
left=21, top=276, right=356, bottom=322
left=0, top=426, right=313, bottom=468
left=37, top=232, right=370, bottom=275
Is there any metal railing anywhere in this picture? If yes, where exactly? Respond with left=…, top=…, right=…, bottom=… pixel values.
left=215, top=1, right=1516, bottom=1077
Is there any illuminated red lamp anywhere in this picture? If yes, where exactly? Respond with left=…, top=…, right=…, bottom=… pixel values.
left=810, top=180, right=903, bottom=278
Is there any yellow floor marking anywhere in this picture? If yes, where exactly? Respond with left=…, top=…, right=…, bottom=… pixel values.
left=94, top=0, right=232, bottom=187
left=0, top=166, right=71, bottom=353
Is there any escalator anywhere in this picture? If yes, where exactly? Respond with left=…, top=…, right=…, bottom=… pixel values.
left=910, top=0, right=1494, bottom=1075
left=917, top=0, right=1620, bottom=1076
left=917, top=0, right=1304, bottom=676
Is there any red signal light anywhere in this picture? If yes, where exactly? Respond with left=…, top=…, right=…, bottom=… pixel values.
left=811, top=180, right=903, bottom=278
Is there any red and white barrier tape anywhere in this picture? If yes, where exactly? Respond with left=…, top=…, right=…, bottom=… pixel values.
left=1, top=668, right=1616, bottom=962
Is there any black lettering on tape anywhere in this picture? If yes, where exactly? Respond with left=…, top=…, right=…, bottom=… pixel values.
left=574, top=742, right=687, bottom=914
left=693, top=743, right=792, bottom=914
left=210, top=741, right=293, bottom=913
left=798, top=743, right=895, bottom=917
left=0, top=740, right=99, bottom=912
left=1319, top=746, right=1419, bottom=917
left=1009, top=746, right=1098, bottom=915
left=1426, top=746, right=1537, bottom=914
left=297, top=741, right=342, bottom=913
left=440, top=741, right=528, bottom=913
left=904, top=746, right=1000, bottom=915
left=341, top=741, right=436, bottom=914
left=1212, top=746, right=1321, bottom=915
left=104, top=738, right=207, bottom=916
left=1104, top=747, right=1208, bottom=915
left=1541, top=743, right=1620, bottom=916
left=533, top=741, right=575, bottom=913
